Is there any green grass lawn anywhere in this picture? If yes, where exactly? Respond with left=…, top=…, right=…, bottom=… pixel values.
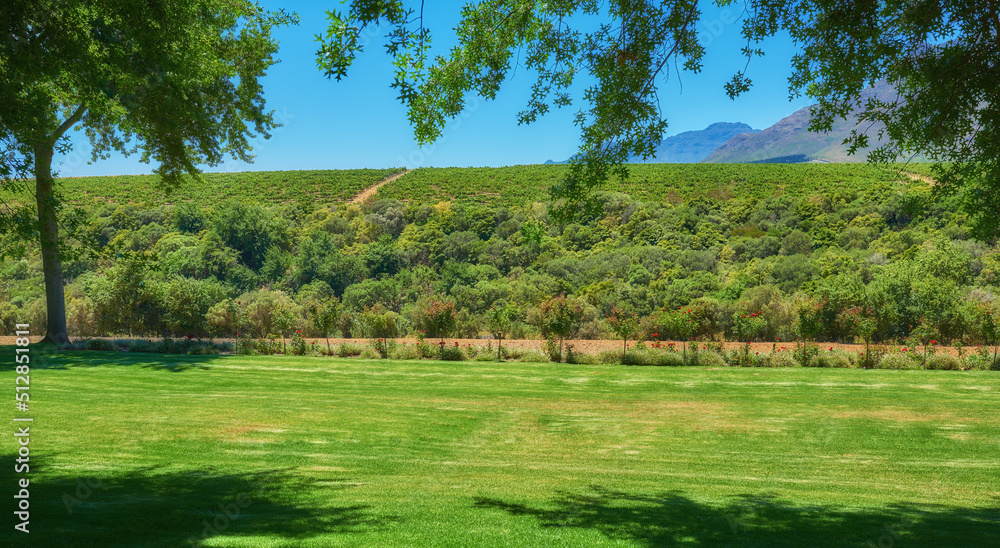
left=3, top=348, right=998, bottom=547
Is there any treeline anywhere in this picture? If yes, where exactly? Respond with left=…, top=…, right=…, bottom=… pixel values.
left=2, top=168, right=999, bottom=349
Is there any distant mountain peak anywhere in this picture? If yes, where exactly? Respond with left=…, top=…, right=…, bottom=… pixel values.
left=703, top=81, right=926, bottom=164
left=545, top=121, right=760, bottom=164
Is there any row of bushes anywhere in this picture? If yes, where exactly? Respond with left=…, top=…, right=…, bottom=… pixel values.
left=64, top=335, right=999, bottom=371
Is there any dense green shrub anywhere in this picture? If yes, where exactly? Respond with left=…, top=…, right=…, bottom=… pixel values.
left=290, top=331, right=308, bottom=356
left=440, top=345, right=466, bottom=361
left=622, top=349, right=685, bottom=366
left=565, top=345, right=598, bottom=364
left=807, top=352, right=852, bottom=368
left=336, top=343, right=364, bottom=357
left=83, top=339, right=120, bottom=351
left=359, top=346, right=382, bottom=360
left=389, top=343, right=421, bottom=361
left=765, top=351, right=800, bottom=368
left=926, top=354, right=963, bottom=371
left=694, top=351, right=727, bottom=367
left=877, top=352, right=921, bottom=370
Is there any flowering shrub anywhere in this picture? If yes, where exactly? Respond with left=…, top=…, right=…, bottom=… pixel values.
left=290, top=330, right=307, bottom=355
left=368, top=338, right=396, bottom=359
left=414, top=296, right=457, bottom=341
left=732, top=310, right=766, bottom=343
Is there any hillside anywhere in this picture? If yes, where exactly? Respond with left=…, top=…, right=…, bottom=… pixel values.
left=704, top=81, right=928, bottom=164
left=4, top=162, right=996, bottom=354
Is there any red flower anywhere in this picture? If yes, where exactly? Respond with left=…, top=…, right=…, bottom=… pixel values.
left=652, top=333, right=658, bottom=338
left=929, top=340, right=937, bottom=345
left=829, top=347, right=833, bottom=351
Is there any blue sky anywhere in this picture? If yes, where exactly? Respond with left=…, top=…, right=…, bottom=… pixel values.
left=55, top=1, right=814, bottom=177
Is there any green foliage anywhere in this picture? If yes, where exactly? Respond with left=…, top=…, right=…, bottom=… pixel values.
left=926, top=354, right=963, bottom=371
left=4, top=162, right=998, bottom=348
left=290, top=331, right=307, bottom=356
left=807, top=351, right=852, bottom=369
left=357, top=304, right=405, bottom=339
left=536, top=295, right=584, bottom=362
left=413, top=296, right=457, bottom=340
left=606, top=305, right=639, bottom=355
left=877, top=352, right=922, bottom=371
left=765, top=351, right=800, bottom=368
left=622, top=348, right=686, bottom=367
left=1, top=0, right=298, bottom=342
left=210, top=200, right=288, bottom=271
left=691, top=350, right=726, bottom=367
left=486, top=302, right=518, bottom=361
left=308, top=296, right=342, bottom=353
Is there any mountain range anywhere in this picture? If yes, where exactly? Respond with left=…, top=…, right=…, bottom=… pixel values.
left=703, top=80, right=919, bottom=163
left=544, top=122, right=759, bottom=165
left=545, top=81, right=921, bottom=164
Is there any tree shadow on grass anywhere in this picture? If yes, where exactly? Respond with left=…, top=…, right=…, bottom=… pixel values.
left=0, top=344, right=224, bottom=372
left=474, top=485, right=1000, bottom=547
left=1, top=454, right=397, bottom=547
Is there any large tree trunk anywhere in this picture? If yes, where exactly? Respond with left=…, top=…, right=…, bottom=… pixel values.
left=34, top=142, right=69, bottom=345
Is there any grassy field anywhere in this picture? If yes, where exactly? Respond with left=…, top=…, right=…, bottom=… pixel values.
left=2, top=347, right=998, bottom=547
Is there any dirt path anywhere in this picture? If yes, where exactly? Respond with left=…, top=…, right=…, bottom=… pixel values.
left=900, top=170, right=936, bottom=186
left=349, top=169, right=412, bottom=204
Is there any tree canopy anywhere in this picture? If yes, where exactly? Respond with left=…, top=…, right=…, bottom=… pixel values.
left=1, top=0, right=297, bottom=342
left=316, top=0, right=999, bottom=235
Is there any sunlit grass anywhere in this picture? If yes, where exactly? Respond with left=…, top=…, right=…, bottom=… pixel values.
left=2, top=348, right=998, bottom=547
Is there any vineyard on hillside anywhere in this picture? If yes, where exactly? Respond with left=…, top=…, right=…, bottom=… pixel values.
left=376, top=163, right=925, bottom=207
left=46, top=168, right=405, bottom=208
left=29, top=163, right=928, bottom=210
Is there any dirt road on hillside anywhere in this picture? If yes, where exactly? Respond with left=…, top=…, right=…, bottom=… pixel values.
left=349, top=169, right=412, bottom=204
